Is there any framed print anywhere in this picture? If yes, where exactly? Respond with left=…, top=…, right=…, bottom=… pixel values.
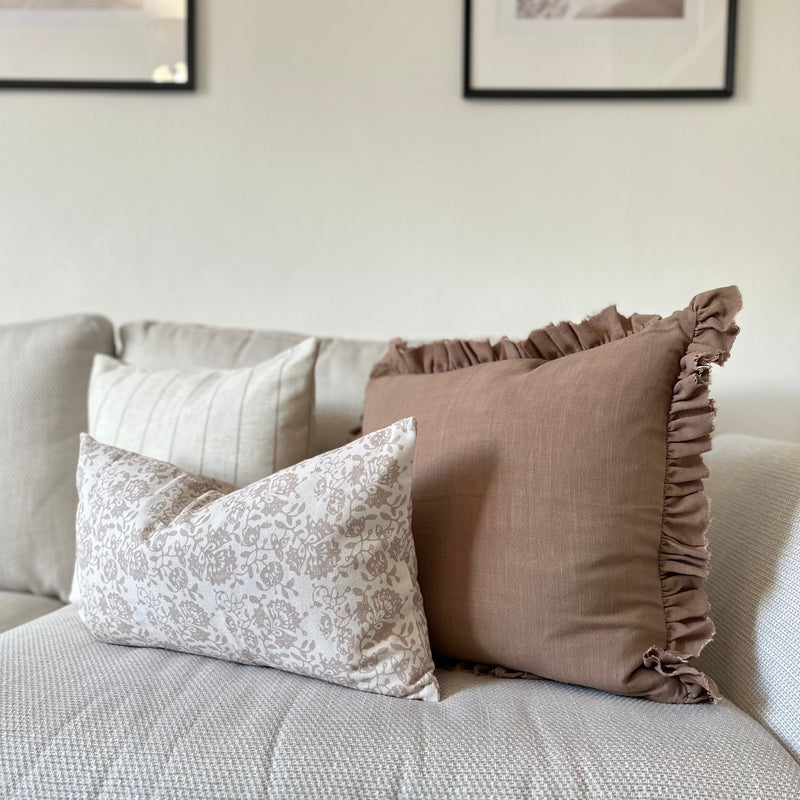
left=464, top=0, right=737, bottom=98
left=0, top=0, right=194, bottom=90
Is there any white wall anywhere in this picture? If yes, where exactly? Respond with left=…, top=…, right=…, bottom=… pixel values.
left=0, top=0, right=797, bottom=441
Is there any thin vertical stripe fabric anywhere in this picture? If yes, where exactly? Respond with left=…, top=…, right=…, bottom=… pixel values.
left=88, top=337, right=318, bottom=488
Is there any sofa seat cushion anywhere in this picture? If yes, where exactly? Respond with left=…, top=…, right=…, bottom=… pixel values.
left=0, top=590, right=63, bottom=634
left=2, top=608, right=798, bottom=800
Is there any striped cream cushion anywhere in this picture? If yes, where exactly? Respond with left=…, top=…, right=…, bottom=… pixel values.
left=87, top=338, right=318, bottom=487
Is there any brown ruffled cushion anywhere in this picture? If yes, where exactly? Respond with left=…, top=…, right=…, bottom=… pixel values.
left=363, top=286, right=742, bottom=704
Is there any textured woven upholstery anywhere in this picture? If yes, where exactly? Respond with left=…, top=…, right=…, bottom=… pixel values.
left=1, top=608, right=798, bottom=799
left=697, top=433, right=800, bottom=761
left=119, top=321, right=388, bottom=457
left=0, top=590, right=63, bottom=634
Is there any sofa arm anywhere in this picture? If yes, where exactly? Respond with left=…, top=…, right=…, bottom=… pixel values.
left=696, top=434, right=800, bottom=761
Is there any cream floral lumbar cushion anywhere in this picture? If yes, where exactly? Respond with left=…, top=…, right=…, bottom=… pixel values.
left=75, top=418, right=438, bottom=701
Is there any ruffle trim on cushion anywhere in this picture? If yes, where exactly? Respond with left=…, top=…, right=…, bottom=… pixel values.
left=369, top=306, right=661, bottom=378
left=648, top=285, right=742, bottom=703
left=642, top=648, right=720, bottom=704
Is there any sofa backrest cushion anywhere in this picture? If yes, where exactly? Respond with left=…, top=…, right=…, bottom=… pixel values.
left=119, top=322, right=387, bottom=457
left=0, top=314, right=114, bottom=601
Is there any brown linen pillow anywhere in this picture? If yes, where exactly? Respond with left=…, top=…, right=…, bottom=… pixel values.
left=362, top=286, right=742, bottom=704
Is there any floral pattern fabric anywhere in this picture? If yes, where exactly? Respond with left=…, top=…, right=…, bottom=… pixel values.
left=75, top=418, right=438, bottom=701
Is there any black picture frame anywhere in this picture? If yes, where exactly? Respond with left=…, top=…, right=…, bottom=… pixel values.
left=464, top=0, right=737, bottom=99
left=0, top=0, right=195, bottom=91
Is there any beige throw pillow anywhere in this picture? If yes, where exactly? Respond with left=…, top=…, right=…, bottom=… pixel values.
left=74, top=419, right=438, bottom=701
left=88, top=337, right=318, bottom=487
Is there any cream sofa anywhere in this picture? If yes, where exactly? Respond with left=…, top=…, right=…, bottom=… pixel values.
left=1, top=314, right=798, bottom=799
